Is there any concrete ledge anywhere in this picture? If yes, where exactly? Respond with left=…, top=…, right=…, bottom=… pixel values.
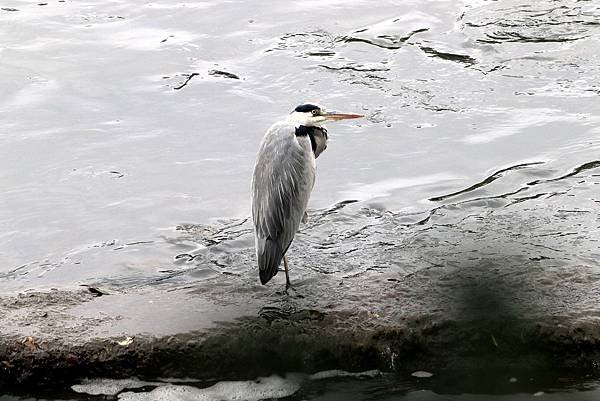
left=1, top=287, right=599, bottom=391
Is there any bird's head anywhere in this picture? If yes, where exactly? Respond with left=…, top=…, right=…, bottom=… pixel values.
left=287, top=103, right=363, bottom=127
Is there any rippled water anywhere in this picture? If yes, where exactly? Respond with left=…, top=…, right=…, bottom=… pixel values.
left=1, top=0, right=598, bottom=292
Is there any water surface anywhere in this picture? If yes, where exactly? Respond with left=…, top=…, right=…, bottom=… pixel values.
left=1, top=0, right=598, bottom=292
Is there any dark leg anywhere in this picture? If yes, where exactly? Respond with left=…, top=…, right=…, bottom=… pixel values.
left=283, top=255, right=291, bottom=290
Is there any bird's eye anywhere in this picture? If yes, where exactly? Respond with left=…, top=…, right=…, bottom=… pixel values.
left=311, top=109, right=319, bottom=116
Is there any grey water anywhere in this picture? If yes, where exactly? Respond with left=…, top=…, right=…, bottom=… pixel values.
left=1, top=0, right=598, bottom=291
left=1, top=0, right=600, bottom=398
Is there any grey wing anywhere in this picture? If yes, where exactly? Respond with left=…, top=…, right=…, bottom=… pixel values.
left=251, top=123, right=315, bottom=285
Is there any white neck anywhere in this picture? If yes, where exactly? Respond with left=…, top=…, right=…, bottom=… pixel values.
left=286, top=111, right=326, bottom=127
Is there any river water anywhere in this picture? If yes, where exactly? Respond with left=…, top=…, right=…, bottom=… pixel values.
left=1, top=0, right=599, bottom=398
left=1, top=0, right=598, bottom=291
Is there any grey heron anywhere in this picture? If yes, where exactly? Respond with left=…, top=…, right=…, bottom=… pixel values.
left=251, top=103, right=363, bottom=290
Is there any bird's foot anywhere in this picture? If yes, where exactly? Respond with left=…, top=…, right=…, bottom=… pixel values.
left=284, top=283, right=304, bottom=298
left=275, top=286, right=304, bottom=298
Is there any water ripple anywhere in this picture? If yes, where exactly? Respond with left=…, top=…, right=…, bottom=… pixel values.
left=463, top=0, right=600, bottom=44
left=339, top=28, right=429, bottom=50
left=430, top=162, right=544, bottom=202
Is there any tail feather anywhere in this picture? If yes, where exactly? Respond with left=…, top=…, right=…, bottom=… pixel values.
left=257, top=237, right=283, bottom=285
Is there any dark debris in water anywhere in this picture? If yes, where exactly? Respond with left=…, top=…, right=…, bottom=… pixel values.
left=208, top=70, right=240, bottom=80
left=318, top=63, right=390, bottom=72
left=305, top=50, right=336, bottom=57
left=173, top=73, right=199, bottom=90
left=419, top=46, right=477, bottom=65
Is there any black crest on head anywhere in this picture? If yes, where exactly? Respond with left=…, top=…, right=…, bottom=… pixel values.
left=293, top=104, right=320, bottom=113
